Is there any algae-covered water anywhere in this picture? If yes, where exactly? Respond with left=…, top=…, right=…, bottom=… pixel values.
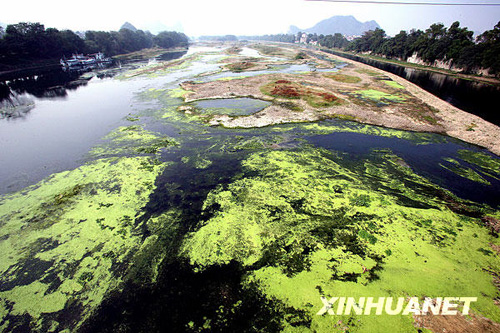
left=1, top=46, right=500, bottom=333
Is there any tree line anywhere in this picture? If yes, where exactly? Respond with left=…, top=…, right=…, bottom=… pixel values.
left=247, top=21, right=500, bottom=77
left=0, top=22, right=189, bottom=70
left=345, top=21, right=500, bottom=75
left=198, top=35, right=238, bottom=42
left=239, top=34, right=296, bottom=43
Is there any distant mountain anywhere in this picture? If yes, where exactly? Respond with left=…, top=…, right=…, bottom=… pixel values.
left=0, top=22, right=6, bottom=37
left=288, top=15, right=381, bottom=36
left=141, top=21, right=184, bottom=34
left=120, top=22, right=137, bottom=32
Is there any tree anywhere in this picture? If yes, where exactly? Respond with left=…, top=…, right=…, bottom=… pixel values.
left=154, top=31, right=188, bottom=48
left=59, top=30, right=86, bottom=55
left=476, top=21, right=500, bottom=76
left=4, top=22, right=47, bottom=58
left=332, top=33, right=349, bottom=49
left=347, top=28, right=386, bottom=53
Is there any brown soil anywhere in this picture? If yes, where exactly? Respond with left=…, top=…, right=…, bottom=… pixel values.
left=414, top=311, right=500, bottom=333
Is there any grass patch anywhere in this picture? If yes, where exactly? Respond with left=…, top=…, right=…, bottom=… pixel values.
left=355, top=68, right=380, bottom=76
left=294, top=52, right=308, bottom=60
left=466, top=122, right=477, bottom=131
left=353, top=89, right=406, bottom=103
left=275, top=101, right=304, bottom=112
left=384, top=80, right=405, bottom=89
left=333, top=114, right=357, bottom=121
left=324, top=73, right=361, bottom=83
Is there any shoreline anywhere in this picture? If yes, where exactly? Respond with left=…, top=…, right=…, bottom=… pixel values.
left=318, top=47, right=500, bottom=87
left=179, top=45, right=500, bottom=156
left=0, top=47, right=189, bottom=81
left=322, top=49, right=500, bottom=156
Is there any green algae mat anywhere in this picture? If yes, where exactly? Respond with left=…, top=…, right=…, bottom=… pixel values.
left=2, top=47, right=500, bottom=333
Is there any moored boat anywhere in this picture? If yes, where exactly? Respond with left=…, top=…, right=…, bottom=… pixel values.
left=60, top=52, right=112, bottom=71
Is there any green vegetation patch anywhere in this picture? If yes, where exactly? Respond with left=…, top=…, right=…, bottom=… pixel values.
left=169, top=87, right=193, bottom=99
left=261, top=80, right=342, bottom=108
left=182, top=148, right=500, bottom=331
left=285, top=121, right=446, bottom=145
left=355, top=68, right=380, bottom=76
left=224, top=46, right=242, bottom=55
left=118, top=53, right=199, bottom=79
left=440, top=158, right=491, bottom=185
left=90, top=125, right=178, bottom=157
left=384, top=80, right=405, bottom=89
left=458, top=150, right=500, bottom=176
left=182, top=154, right=213, bottom=169
left=0, top=156, right=170, bottom=331
left=295, top=52, right=308, bottom=60
left=324, top=73, right=362, bottom=84
left=113, top=47, right=172, bottom=61
left=353, top=89, right=406, bottom=104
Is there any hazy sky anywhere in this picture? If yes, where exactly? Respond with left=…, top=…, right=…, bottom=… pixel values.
left=2, top=0, right=499, bottom=36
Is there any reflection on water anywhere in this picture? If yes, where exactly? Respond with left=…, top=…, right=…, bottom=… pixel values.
left=0, top=50, right=189, bottom=104
left=0, top=77, right=152, bottom=193
left=0, top=47, right=208, bottom=194
left=0, top=71, right=88, bottom=103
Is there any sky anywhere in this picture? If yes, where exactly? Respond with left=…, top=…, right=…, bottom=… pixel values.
left=1, top=0, right=500, bottom=37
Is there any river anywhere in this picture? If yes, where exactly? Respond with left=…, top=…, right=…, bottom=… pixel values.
left=1, top=44, right=500, bottom=333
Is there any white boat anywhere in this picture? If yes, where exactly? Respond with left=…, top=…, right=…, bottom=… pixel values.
left=60, top=53, right=112, bottom=70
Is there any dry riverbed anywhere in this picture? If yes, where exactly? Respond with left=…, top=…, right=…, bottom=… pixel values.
left=180, top=45, right=500, bottom=155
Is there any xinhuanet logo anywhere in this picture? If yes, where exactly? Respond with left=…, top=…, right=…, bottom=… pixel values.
left=317, top=296, right=477, bottom=316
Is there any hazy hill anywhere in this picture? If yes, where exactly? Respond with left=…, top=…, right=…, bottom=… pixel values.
left=120, top=22, right=138, bottom=32
left=289, top=15, right=380, bottom=36
left=142, top=21, right=184, bottom=34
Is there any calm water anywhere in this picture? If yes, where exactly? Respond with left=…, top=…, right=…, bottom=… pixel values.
left=0, top=49, right=207, bottom=193
left=0, top=46, right=499, bottom=210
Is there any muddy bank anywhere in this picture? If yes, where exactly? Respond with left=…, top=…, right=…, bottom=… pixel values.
left=180, top=47, right=500, bottom=156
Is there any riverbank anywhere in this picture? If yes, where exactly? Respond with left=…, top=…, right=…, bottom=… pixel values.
left=0, top=61, right=61, bottom=81
left=322, top=48, right=500, bottom=87
left=112, top=46, right=189, bottom=62
left=180, top=44, right=500, bottom=156
left=0, top=47, right=189, bottom=82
